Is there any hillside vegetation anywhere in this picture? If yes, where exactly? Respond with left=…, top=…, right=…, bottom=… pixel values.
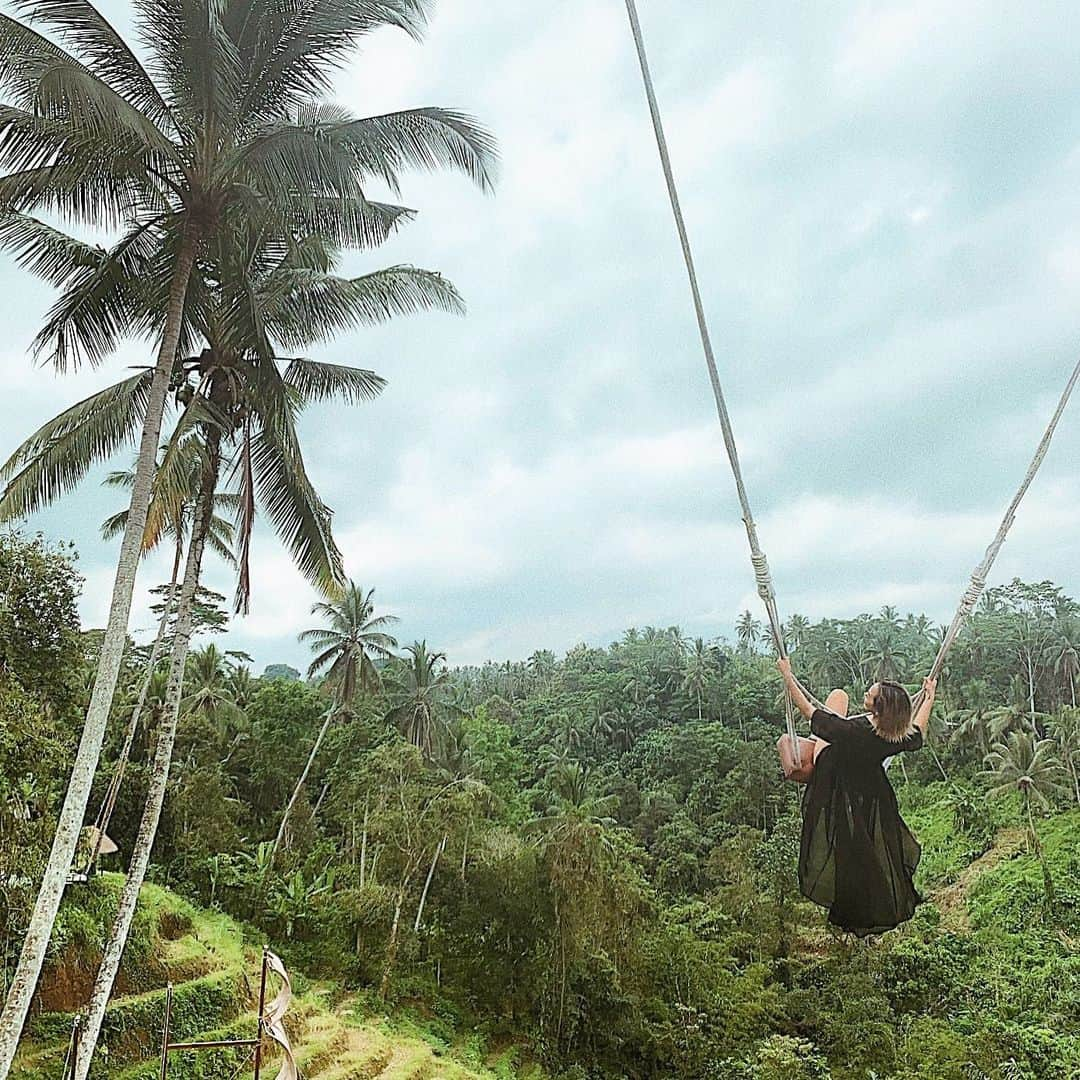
left=2, top=534, right=1078, bottom=1077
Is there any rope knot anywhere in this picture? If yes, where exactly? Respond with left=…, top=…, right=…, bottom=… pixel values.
left=750, top=552, right=774, bottom=600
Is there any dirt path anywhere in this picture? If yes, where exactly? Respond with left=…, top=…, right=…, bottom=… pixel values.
left=934, top=827, right=1027, bottom=931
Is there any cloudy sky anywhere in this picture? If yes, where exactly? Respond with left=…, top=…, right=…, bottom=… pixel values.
left=4, top=0, right=1080, bottom=672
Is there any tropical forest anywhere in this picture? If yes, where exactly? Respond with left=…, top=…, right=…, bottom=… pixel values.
left=0, top=1, right=1077, bottom=1080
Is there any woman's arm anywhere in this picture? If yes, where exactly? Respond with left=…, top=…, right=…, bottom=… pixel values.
left=777, top=658, right=815, bottom=720
left=912, top=677, right=937, bottom=736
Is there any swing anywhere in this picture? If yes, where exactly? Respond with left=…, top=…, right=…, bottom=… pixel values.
left=622, top=0, right=1080, bottom=776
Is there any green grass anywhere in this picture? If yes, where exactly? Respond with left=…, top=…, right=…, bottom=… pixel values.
left=968, top=808, right=1080, bottom=932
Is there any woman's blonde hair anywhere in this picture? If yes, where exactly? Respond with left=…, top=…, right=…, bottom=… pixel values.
left=870, top=680, right=913, bottom=741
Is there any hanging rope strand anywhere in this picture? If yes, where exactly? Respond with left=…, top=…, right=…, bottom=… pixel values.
left=623, top=0, right=812, bottom=757
left=909, top=354, right=1080, bottom=714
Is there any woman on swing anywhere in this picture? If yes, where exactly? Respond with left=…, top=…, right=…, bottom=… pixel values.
left=777, top=660, right=937, bottom=936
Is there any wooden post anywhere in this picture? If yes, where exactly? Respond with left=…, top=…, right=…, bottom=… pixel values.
left=252, top=948, right=268, bottom=1080
left=62, top=1015, right=80, bottom=1080
left=159, top=983, right=173, bottom=1080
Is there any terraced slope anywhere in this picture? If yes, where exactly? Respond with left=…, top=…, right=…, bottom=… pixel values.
left=11, top=877, right=539, bottom=1080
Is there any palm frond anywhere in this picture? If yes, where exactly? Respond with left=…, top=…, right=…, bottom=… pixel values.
left=11, top=0, right=174, bottom=128
left=281, top=359, right=385, bottom=405
left=306, top=643, right=341, bottom=680
left=226, top=117, right=367, bottom=205
left=135, top=0, right=243, bottom=138
left=331, top=107, right=498, bottom=194
left=0, top=129, right=155, bottom=228
left=289, top=196, right=415, bottom=251
left=247, top=410, right=345, bottom=609
left=234, top=0, right=432, bottom=123
left=0, top=369, right=155, bottom=521
left=30, top=214, right=167, bottom=370
left=0, top=211, right=105, bottom=286
left=33, top=61, right=176, bottom=162
left=99, top=507, right=127, bottom=540
left=0, top=11, right=87, bottom=107
left=265, top=265, right=464, bottom=349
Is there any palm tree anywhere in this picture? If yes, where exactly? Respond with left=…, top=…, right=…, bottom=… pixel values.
left=225, top=663, right=258, bottom=711
left=736, top=610, right=762, bottom=654
left=526, top=772, right=619, bottom=1043
left=9, top=191, right=484, bottom=1073
left=0, top=3, right=494, bottom=1061
left=866, top=620, right=911, bottom=682
left=182, top=644, right=241, bottom=727
left=681, top=637, right=715, bottom=722
left=1048, top=710, right=1080, bottom=805
left=385, top=642, right=464, bottom=759
left=785, top=614, right=811, bottom=654
left=303, top=584, right=400, bottom=703
left=270, top=584, right=399, bottom=860
left=1047, top=618, right=1080, bottom=708
left=527, top=649, right=558, bottom=693
left=982, top=732, right=1068, bottom=908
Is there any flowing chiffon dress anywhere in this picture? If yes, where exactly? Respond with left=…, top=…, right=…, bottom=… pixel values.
left=799, top=708, right=924, bottom=936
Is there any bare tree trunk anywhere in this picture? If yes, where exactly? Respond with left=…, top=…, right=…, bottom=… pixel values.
left=1027, top=798, right=1056, bottom=910
left=359, top=797, right=369, bottom=888
left=414, top=835, right=447, bottom=932
left=0, top=230, right=199, bottom=1079
left=379, top=874, right=411, bottom=1001
left=73, top=433, right=217, bottom=1080
left=87, top=539, right=184, bottom=872
left=269, top=704, right=336, bottom=869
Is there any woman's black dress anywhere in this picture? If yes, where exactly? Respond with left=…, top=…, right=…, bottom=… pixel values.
left=800, top=709, right=924, bottom=936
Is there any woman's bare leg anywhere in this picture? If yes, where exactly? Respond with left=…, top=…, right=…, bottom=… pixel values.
left=812, top=689, right=849, bottom=764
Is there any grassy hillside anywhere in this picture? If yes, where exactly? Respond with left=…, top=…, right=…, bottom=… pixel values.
left=12, top=877, right=545, bottom=1080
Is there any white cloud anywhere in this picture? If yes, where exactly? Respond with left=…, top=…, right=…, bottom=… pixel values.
left=5, top=0, right=1080, bottom=673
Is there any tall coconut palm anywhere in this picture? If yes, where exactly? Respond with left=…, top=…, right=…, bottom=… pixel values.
left=225, top=663, right=257, bottom=711
left=0, top=4, right=494, bottom=1061
left=386, top=642, right=464, bottom=759
left=182, top=643, right=242, bottom=727
left=1047, top=618, right=1080, bottom=708
left=736, top=610, right=762, bottom=654
left=270, top=584, right=400, bottom=861
left=302, top=583, right=400, bottom=704
left=1048, top=710, right=1080, bottom=805
left=681, top=636, right=715, bottom=722
left=982, top=732, right=1068, bottom=908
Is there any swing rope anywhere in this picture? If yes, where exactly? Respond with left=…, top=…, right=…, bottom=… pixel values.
left=622, top=0, right=1080, bottom=762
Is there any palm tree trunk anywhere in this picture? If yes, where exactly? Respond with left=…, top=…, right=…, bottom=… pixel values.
left=73, top=431, right=217, bottom=1080
left=1025, top=652, right=1038, bottom=732
left=414, top=835, right=447, bottom=933
left=0, top=229, right=199, bottom=1078
left=269, top=704, right=336, bottom=869
left=87, top=538, right=184, bottom=872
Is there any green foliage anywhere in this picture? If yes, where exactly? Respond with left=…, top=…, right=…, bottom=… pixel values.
left=0, top=532, right=82, bottom=701
left=7, top=576, right=1080, bottom=1077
